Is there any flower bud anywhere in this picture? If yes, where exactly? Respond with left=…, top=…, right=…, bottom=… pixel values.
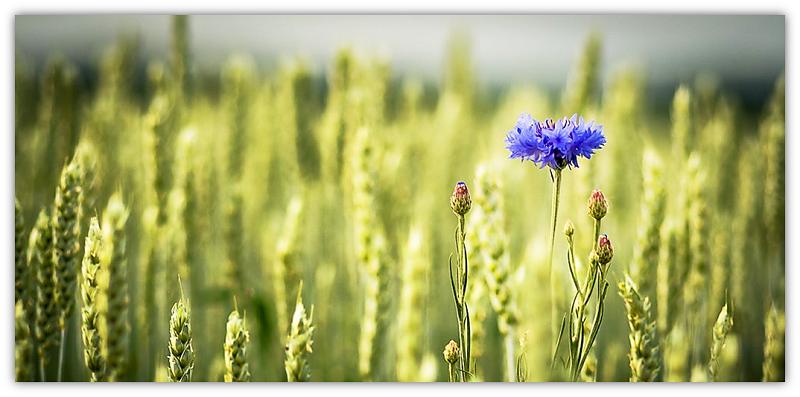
left=588, top=189, right=608, bottom=220
left=443, top=340, right=460, bottom=364
left=450, top=181, right=472, bottom=216
left=564, top=221, right=575, bottom=237
left=596, top=234, right=614, bottom=264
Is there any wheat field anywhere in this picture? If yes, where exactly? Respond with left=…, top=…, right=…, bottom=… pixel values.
left=13, top=15, right=785, bottom=382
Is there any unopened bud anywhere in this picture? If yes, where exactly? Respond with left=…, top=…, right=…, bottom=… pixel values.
left=450, top=181, right=471, bottom=216
left=597, top=234, right=614, bottom=264
left=564, top=221, right=575, bottom=237
left=443, top=340, right=459, bottom=364
left=588, top=189, right=608, bottom=220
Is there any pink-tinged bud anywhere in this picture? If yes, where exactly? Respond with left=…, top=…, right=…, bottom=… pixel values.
left=597, top=234, right=613, bottom=264
left=443, top=340, right=460, bottom=364
left=588, top=189, right=608, bottom=220
left=450, top=181, right=472, bottom=216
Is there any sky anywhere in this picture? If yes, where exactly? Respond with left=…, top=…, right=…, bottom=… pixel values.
left=15, top=14, right=785, bottom=100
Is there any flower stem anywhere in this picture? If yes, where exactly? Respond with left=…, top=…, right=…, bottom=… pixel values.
left=547, top=169, right=563, bottom=362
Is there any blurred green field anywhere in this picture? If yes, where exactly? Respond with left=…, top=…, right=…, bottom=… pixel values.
left=14, top=16, right=784, bottom=382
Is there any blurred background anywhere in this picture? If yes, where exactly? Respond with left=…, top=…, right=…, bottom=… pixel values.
left=14, top=15, right=785, bottom=382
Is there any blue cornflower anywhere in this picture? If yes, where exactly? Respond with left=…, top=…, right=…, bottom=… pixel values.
left=505, top=113, right=606, bottom=170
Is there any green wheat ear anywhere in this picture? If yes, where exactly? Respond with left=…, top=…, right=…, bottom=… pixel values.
left=762, top=304, right=785, bottom=381
left=53, top=157, right=84, bottom=330
left=285, top=281, right=315, bottom=382
left=15, top=301, right=34, bottom=381
left=102, top=193, right=130, bottom=381
left=618, top=274, right=660, bottom=382
left=708, top=300, right=733, bottom=381
left=30, top=209, right=59, bottom=380
left=224, top=303, right=251, bottom=382
left=168, top=281, right=194, bottom=382
left=15, top=198, right=29, bottom=306
left=80, top=217, right=106, bottom=381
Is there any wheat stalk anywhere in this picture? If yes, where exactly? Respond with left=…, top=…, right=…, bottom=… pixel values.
left=16, top=301, right=34, bottom=381
left=619, top=274, right=660, bottom=382
left=708, top=301, right=733, bottom=381
left=29, top=209, right=58, bottom=380
left=285, top=281, right=315, bottom=382
left=396, top=225, right=428, bottom=382
left=631, top=150, right=666, bottom=297
left=274, top=196, right=304, bottom=340
left=762, top=304, right=784, bottom=381
left=223, top=307, right=251, bottom=382
left=167, top=286, right=194, bottom=382
left=352, top=126, right=389, bottom=380
left=101, top=193, right=130, bottom=381
left=80, top=217, right=106, bottom=381
left=473, top=164, right=519, bottom=381
left=52, top=156, right=83, bottom=381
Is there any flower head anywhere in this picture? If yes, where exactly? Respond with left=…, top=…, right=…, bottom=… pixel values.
left=450, top=181, right=471, bottom=216
left=505, top=113, right=606, bottom=170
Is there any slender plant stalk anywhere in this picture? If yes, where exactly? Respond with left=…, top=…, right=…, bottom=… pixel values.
left=449, top=181, right=473, bottom=381
left=547, top=169, right=562, bottom=363
left=80, top=218, right=106, bottom=382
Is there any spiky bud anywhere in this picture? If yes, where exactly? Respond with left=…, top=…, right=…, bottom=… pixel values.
left=588, top=189, right=608, bottom=220
left=596, top=234, right=614, bottom=265
left=443, top=340, right=460, bottom=364
left=450, top=181, right=471, bottom=216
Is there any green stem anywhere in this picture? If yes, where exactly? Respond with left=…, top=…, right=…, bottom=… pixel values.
left=592, top=218, right=601, bottom=252
left=39, top=355, right=46, bottom=382
left=57, top=328, right=65, bottom=382
left=503, top=330, right=516, bottom=382
left=547, top=169, right=563, bottom=362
